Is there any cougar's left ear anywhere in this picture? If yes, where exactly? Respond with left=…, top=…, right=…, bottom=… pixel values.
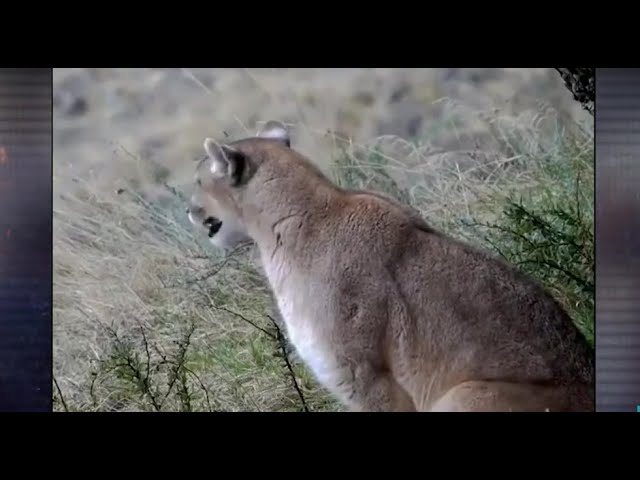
left=256, top=120, right=290, bottom=147
left=203, top=138, right=246, bottom=186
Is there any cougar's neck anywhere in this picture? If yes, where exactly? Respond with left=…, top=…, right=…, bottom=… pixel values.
left=242, top=175, right=342, bottom=271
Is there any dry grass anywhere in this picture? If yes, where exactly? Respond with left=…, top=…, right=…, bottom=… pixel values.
left=52, top=69, right=593, bottom=412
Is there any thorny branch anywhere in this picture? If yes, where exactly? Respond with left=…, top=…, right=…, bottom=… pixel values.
left=168, top=242, right=252, bottom=288
left=514, top=259, right=593, bottom=292
left=190, top=270, right=310, bottom=411
left=161, top=322, right=196, bottom=410
left=182, top=365, right=213, bottom=412
left=139, top=320, right=152, bottom=390
left=53, top=376, right=69, bottom=412
left=98, top=319, right=162, bottom=411
left=267, top=314, right=309, bottom=412
left=215, top=306, right=276, bottom=339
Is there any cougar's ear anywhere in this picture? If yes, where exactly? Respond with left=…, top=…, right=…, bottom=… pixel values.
left=203, top=138, right=246, bottom=186
left=256, top=120, right=290, bottom=147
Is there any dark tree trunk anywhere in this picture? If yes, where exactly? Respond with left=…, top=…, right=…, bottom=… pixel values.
left=555, top=68, right=594, bottom=116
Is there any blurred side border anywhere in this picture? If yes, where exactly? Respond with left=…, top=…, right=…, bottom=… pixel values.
left=0, top=68, right=52, bottom=412
left=595, top=68, right=640, bottom=411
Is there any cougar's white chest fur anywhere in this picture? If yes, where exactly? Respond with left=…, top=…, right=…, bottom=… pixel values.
left=266, top=260, right=338, bottom=389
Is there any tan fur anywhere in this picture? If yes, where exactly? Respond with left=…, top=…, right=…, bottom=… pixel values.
left=187, top=121, right=594, bottom=412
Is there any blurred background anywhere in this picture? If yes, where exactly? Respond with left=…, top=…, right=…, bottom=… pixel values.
left=53, top=68, right=588, bottom=198
left=52, top=68, right=594, bottom=412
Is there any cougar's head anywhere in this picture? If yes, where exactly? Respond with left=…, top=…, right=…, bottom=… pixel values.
left=187, top=120, right=290, bottom=250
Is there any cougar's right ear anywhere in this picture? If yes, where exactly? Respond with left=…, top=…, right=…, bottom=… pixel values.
left=203, top=138, right=246, bottom=186
left=256, top=120, right=290, bottom=147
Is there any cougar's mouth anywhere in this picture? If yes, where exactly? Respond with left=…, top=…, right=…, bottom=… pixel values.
left=203, top=217, right=223, bottom=237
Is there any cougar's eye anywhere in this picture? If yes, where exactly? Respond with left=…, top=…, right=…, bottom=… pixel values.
left=203, top=217, right=223, bottom=237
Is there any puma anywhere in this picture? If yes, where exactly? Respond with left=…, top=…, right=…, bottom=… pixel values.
left=187, top=121, right=594, bottom=412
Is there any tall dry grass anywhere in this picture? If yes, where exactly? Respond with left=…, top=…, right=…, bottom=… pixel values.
left=53, top=100, right=593, bottom=412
